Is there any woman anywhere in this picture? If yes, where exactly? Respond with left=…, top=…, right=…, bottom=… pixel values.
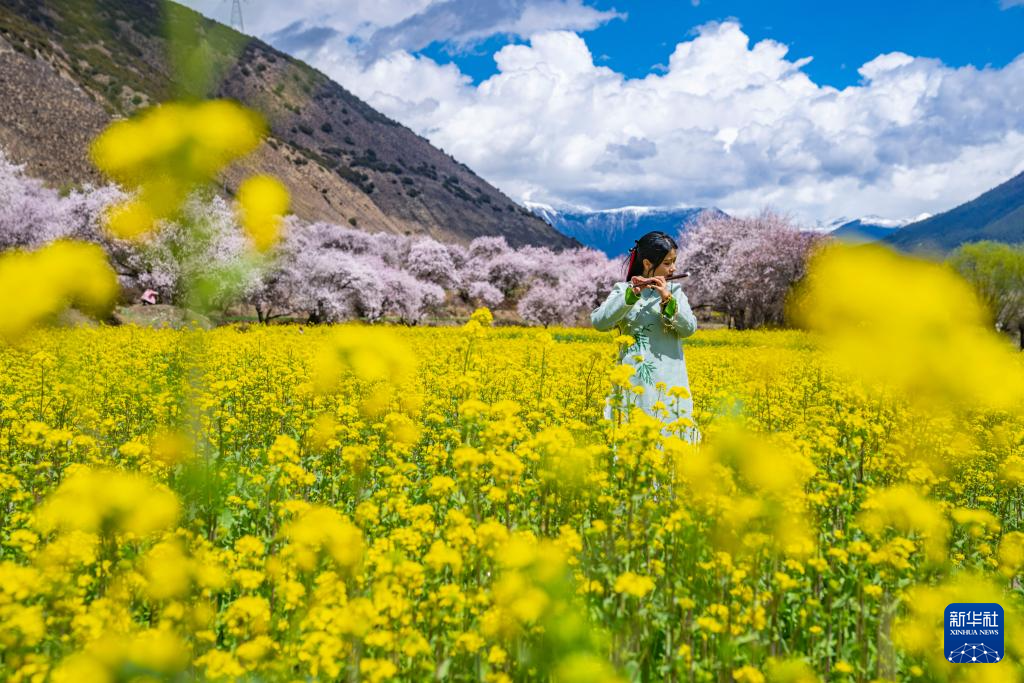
left=590, top=231, right=701, bottom=443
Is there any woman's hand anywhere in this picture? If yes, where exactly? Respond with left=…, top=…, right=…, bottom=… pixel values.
left=647, top=275, right=672, bottom=303
left=629, top=275, right=654, bottom=296
left=630, top=275, right=673, bottom=301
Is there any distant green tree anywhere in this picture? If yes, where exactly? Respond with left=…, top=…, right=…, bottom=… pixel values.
left=947, top=241, right=1024, bottom=350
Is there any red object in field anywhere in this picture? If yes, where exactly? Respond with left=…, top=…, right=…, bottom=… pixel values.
left=140, top=289, right=158, bottom=305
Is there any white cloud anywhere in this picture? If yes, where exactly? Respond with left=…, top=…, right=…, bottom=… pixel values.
left=179, top=0, right=435, bottom=46
left=181, top=2, right=1024, bottom=224
left=1001, top=0, right=1024, bottom=9
left=358, top=1, right=623, bottom=61
left=310, top=20, right=1024, bottom=223
left=180, top=0, right=622, bottom=61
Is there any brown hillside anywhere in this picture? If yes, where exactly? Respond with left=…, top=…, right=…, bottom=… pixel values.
left=0, top=0, right=581, bottom=249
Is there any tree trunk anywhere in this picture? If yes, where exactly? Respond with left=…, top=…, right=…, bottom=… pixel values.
left=308, top=300, right=325, bottom=325
left=734, top=308, right=749, bottom=331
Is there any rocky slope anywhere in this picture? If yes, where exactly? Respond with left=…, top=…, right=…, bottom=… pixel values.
left=0, top=0, right=580, bottom=249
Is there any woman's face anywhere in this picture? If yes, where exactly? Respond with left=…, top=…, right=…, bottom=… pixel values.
left=643, top=248, right=677, bottom=278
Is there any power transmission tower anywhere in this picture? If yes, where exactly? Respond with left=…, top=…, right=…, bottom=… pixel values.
left=226, top=0, right=245, bottom=32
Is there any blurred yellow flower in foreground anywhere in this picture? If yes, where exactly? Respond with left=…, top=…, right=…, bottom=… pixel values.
left=91, top=99, right=267, bottom=240
left=103, top=199, right=157, bottom=241
left=142, top=538, right=193, bottom=601
left=51, top=629, right=189, bottom=683
left=613, top=571, right=655, bottom=598
left=675, top=420, right=816, bottom=559
left=149, top=428, right=193, bottom=466
left=764, top=657, right=819, bottom=683
left=281, top=505, right=364, bottom=573
left=311, top=327, right=418, bottom=394
left=91, top=100, right=264, bottom=186
left=856, top=485, right=950, bottom=564
left=35, top=467, right=180, bottom=538
left=552, top=653, right=625, bottom=683
left=790, top=242, right=1024, bottom=412
left=608, top=363, right=636, bottom=388
left=999, top=531, right=1024, bottom=579
left=0, top=241, right=118, bottom=342
left=237, top=174, right=290, bottom=252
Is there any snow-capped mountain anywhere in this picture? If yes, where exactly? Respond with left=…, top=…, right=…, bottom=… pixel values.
left=527, top=203, right=726, bottom=258
left=825, top=214, right=931, bottom=244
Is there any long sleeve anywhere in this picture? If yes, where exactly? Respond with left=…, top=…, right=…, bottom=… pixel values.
left=663, top=283, right=698, bottom=338
left=661, top=297, right=677, bottom=318
left=590, top=282, right=636, bottom=331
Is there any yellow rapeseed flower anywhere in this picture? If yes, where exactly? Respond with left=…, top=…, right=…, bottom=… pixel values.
left=0, top=241, right=118, bottom=342
left=790, top=242, right=1024, bottom=412
left=613, top=571, right=655, bottom=598
left=91, top=99, right=268, bottom=240
left=608, top=363, right=636, bottom=388
left=142, top=539, right=192, bottom=600
left=856, top=485, right=950, bottom=563
left=311, top=327, right=418, bottom=394
left=281, top=504, right=364, bottom=573
left=732, top=665, right=765, bottom=683
left=237, top=174, right=290, bottom=252
left=998, top=531, right=1024, bottom=578
left=764, top=658, right=819, bottom=683
left=469, top=307, right=494, bottom=327
left=35, top=467, right=180, bottom=537
left=103, top=198, right=157, bottom=241
left=552, top=652, right=625, bottom=683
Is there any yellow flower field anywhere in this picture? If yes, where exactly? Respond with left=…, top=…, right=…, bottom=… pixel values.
left=1, top=315, right=1023, bottom=682
left=4, top=9, right=1020, bottom=681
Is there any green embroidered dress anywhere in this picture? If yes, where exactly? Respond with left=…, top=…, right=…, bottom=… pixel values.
left=590, top=281, right=700, bottom=443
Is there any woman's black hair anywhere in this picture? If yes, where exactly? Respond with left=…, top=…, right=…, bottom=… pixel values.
left=624, top=231, right=678, bottom=282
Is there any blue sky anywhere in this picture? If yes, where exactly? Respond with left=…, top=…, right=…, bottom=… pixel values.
left=420, top=1, right=1024, bottom=89
left=183, top=0, right=1024, bottom=225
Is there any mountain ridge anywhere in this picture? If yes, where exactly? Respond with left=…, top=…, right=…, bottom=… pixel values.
left=883, top=171, right=1024, bottom=254
left=0, top=0, right=580, bottom=249
left=824, top=214, right=929, bottom=244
